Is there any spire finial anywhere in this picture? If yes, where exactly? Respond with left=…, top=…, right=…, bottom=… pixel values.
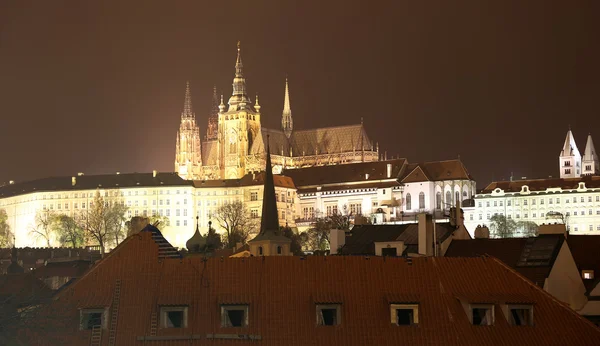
left=282, top=77, right=293, bottom=139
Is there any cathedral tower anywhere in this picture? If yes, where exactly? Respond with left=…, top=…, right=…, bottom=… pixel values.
left=582, top=133, right=599, bottom=176
left=281, top=77, right=293, bottom=139
left=175, top=82, right=202, bottom=180
left=218, top=42, right=262, bottom=179
left=559, top=128, right=581, bottom=179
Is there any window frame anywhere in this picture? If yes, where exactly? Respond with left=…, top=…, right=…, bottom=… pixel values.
left=160, top=306, right=188, bottom=329
left=470, top=304, right=494, bottom=326
left=220, top=304, right=249, bottom=328
left=390, top=303, right=419, bottom=326
left=316, top=304, right=342, bottom=326
left=505, top=304, right=533, bottom=326
left=79, top=308, right=108, bottom=330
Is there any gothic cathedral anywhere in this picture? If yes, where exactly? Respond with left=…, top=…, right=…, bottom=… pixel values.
left=175, top=42, right=379, bottom=180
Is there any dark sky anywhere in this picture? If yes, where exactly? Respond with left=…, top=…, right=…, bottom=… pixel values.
left=1, top=1, right=598, bottom=188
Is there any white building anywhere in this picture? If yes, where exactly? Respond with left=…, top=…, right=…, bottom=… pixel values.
left=465, top=129, right=600, bottom=236
left=0, top=171, right=296, bottom=249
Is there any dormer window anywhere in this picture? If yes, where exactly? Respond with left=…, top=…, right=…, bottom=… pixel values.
left=316, top=304, right=341, bottom=326
left=221, top=305, right=249, bottom=327
left=470, top=304, right=494, bottom=326
left=582, top=270, right=594, bottom=280
left=390, top=304, right=419, bottom=326
left=505, top=305, right=533, bottom=326
left=258, top=246, right=263, bottom=256
left=160, top=306, right=188, bottom=328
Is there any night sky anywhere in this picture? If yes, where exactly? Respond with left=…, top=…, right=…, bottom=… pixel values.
left=1, top=1, right=598, bottom=187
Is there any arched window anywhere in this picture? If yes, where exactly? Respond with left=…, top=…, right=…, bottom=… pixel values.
left=277, top=246, right=282, bottom=255
left=419, top=192, right=425, bottom=209
left=258, top=246, right=263, bottom=256
left=463, top=190, right=467, bottom=198
left=455, top=191, right=460, bottom=207
left=446, top=191, right=452, bottom=206
left=436, top=192, right=441, bottom=210
left=406, top=193, right=412, bottom=210
left=229, top=133, right=237, bottom=154
left=247, top=129, right=254, bottom=154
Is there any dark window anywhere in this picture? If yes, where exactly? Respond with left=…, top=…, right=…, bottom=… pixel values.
left=472, top=307, right=492, bottom=325
left=277, top=246, right=282, bottom=255
left=396, top=309, right=414, bottom=325
left=258, top=246, right=263, bottom=255
left=81, top=311, right=103, bottom=330
left=381, top=248, right=397, bottom=257
left=406, top=193, right=412, bottom=210
left=316, top=304, right=341, bottom=326
left=227, top=310, right=244, bottom=327
left=509, top=308, right=532, bottom=326
left=221, top=305, right=249, bottom=327
left=166, top=311, right=183, bottom=328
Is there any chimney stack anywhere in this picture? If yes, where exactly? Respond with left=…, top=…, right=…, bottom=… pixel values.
left=386, top=163, right=392, bottom=178
left=329, top=229, right=347, bottom=255
left=474, top=225, right=490, bottom=239
left=418, top=213, right=434, bottom=256
left=71, top=177, right=76, bottom=186
left=153, top=170, right=157, bottom=178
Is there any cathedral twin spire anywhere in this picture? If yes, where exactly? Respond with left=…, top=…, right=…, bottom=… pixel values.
left=282, top=77, right=293, bottom=139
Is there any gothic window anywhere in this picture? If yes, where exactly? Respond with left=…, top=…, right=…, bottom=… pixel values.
left=436, top=192, right=441, bottom=210
left=455, top=191, right=460, bottom=207
left=406, top=193, right=412, bottom=210
left=229, top=131, right=237, bottom=154
left=247, top=129, right=254, bottom=154
left=418, top=192, right=425, bottom=209
left=446, top=191, right=452, bottom=207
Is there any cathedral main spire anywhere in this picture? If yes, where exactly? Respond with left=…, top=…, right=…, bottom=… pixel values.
left=182, top=81, right=194, bottom=118
left=206, top=85, right=219, bottom=141
left=229, top=41, right=250, bottom=110
left=281, top=77, right=293, bottom=139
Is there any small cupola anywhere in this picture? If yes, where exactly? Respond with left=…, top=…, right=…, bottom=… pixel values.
left=186, top=216, right=206, bottom=253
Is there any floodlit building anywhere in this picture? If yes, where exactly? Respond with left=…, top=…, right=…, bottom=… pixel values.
left=464, top=130, right=600, bottom=236
left=174, top=42, right=378, bottom=180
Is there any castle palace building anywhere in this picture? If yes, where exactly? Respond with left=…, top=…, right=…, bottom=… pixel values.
left=174, top=42, right=378, bottom=180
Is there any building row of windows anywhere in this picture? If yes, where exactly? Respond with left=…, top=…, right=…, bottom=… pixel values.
left=479, top=195, right=600, bottom=208
left=80, top=302, right=533, bottom=330
left=474, top=209, right=600, bottom=221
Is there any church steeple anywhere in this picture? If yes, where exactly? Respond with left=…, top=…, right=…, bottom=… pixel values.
left=583, top=133, right=599, bottom=176
left=228, top=41, right=251, bottom=110
left=248, top=137, right=291, bottom=256
left=282, top=77, right=293, bottom=139
left=559, top=128, right=582, bottom=178
left=182, top=81, right=194, bottom=119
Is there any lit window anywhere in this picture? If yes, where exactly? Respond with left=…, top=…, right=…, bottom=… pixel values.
left=221, top=305, right=249, bottom=327
left=176, top=220, right=180, bottom=226
left=581, top=197, right=585, bottom=203
left=316, top=304, right=341, bottom=326
left=471, top=305, right=494, bottom=326
left=479, top=214, right=482, bottom=220
left=583, top=270, right=594, bottom=280
left=184, top=220, right=187, bottom=227
left=80, top=308, right=107, bottom=330
left=486, top=201, right=490, bottom=207
left=506, top=305, right=533, bottom=326
left=160, top=306, right=188, bottom=328
left=250, top=192, right=258, bottom=201
left=507, top=200, right=512, bottom=206
left=390, top=304, right=419, bottom=326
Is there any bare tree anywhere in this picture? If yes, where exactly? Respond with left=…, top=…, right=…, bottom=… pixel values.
left=54, top=214, right=84, bottom=248
left=79, top=190, right=128, bottom=254
left=29, top=209, right=56, bottom=247
left=213, top=200, right=257, bottom=248
left=0, top=209, right=13, bottom=248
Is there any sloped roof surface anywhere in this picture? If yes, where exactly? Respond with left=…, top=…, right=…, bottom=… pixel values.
left=31, top=231, right=600, bottom=345
left=32, top=260, right=92, bottom=279
left=341, top=223, right=454, bottom=255
left=482, top=175, right=600, bottom=193
left=444, top=235, right=564, bottom=287
left=566, top=235, right=600, bottom=294
left=400, top=160, right=472, bottom=183
left=283, top=159, right=406, bottom=187
left=0, top=172, right=191, bottom=198
left=192, top=172, right=295, bottom=189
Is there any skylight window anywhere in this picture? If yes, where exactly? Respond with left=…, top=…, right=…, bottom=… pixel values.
left=507, top=305, right=533, bottom=326
left=80, top=308, right=107, bottom=330
left=221, top=305, right=248, bottom=327
left=160, top=306, right=188, bottom=328
left=390, top=304, right=419, bottom=326
left=316, top=304, right=341, bottom=326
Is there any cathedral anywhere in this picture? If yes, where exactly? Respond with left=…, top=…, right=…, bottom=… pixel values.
left=175, top=42, right=379, bottom=180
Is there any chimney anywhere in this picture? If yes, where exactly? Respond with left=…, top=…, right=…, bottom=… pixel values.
left=386, top=163, right=392, bottom=178
left=71, top=177, right=76, bottom=186
left=474, top=225, right=490, bottom=239
left=538, top=223, right=567, bottom=237
left=152, top=170, right=157, bottom=178
left=418, top=213, right=434, bottom=256
left=9, top=180, right=14, bottom=185
left=329, top=229, right=346, bottom=255
left=365, top=173, right=370, bottom=180
left=77, top=172, right=84, bottom=176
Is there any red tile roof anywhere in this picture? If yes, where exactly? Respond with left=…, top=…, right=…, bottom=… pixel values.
left=192, top=171, right=295, bottom=189
left=482, top=175, right=600, bottom=193
left=25, top=231, right=600, bottom=345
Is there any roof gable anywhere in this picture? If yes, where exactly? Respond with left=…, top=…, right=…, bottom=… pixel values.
left=401, top=165, right=431, bottom=183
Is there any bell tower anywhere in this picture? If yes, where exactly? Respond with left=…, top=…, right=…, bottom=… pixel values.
left=175, top=82, right=202, bottom=180
left=218, top=42, right=262, bottom=179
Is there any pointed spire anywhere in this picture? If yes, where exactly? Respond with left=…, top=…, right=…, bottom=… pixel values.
left=584, top=134, right=598, bottom=161
left=219, top=94, right=225, bottom=113
left=235, top=41, right=243, bottom=77
left=254, top=93, right=261, bottom=112
left=259, top=136, right=280, bottom=235
left=186, top=216, right=206, bottom=253
left=182, top=81, right=194, bottom=118
left=560, top=128, right=580, bottom=157
left=211, top=85, right=219, bottom=115
left=229, top=41, right=250, bottom=109
left=281, top=77, right=293, bottom=139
